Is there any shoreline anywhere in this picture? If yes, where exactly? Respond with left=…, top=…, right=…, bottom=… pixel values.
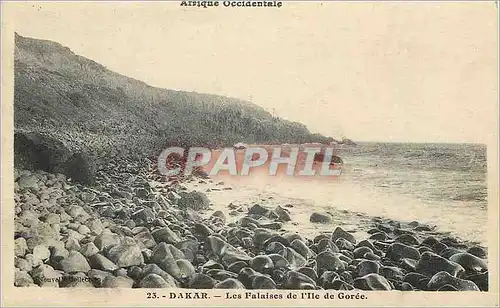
left=13, top=157, right=489, bottom=291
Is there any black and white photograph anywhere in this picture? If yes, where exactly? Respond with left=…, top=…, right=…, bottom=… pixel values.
left=1, top=1, right=498, bottom=307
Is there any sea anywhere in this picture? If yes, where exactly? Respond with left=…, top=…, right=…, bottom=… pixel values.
left=201, top=142, right=489, bottom=247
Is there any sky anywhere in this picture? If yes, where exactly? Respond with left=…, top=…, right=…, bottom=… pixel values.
left=6, top=2, right=498, bottom=143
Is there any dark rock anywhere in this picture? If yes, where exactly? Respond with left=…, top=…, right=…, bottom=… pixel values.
left=178, top=191, right=210, bottom=211
left=403, top=272, right=429, bottom=290
left=298, top=267, right=318, bottom=281
left=102, top=276, right=134, bottom=288
left=395, top=234, right=420, bottom=246
left=15, top=271, right=35, bottom=287
left=142, top=264, right=177, bottom=286
left=283, top=271, right=317, bottom=289
left=316, top=251, right=344, bottom=273
left=316, top=238, right=339, bottom=254
left=379, top=266, right=404, bottom=281
left=465, top=271, right=488, bottom=291
left=250, top=255, right=274, bottom=273
left=467, top=246, right=487, bottom=259
left=399, top=258, right=417, bottom=271
left=106, top=244, right=144, bottom=267
left=88, top=254, right=119, bottom=271
left=227, top=261, right=249, bottom=274
left=248, top=204, right=270, bottom=216
left=386, top=243, right=420, bottom=261
left=275, top=206, right=291, bottom=222
left=331, top=227, right=356, bottom=244
left=416, top=252, right=465, bottom=277
left=238, top=267, right=258, bottom=288
left=355, top=260, right=380, bottom=277
left=353, top=273, right=392, bottom=290
left=432, top=242, right=448, bottom=254
left=353, top=246, right=373, bottom=259
left=94, top=231, right=121, bottom=251
left=310, top=212, right=331, bottom=224
left=369, top=232, right=388, bottom=241
left=151, top=226, right=181, bottom=245
left=264, top=235, right=290, bottom=247
left=267, top=254, right=290, bottom=268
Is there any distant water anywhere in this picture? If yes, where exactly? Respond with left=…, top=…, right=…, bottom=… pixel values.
left=212, top=142, right=489, bottom=246
left=336, top=142, right=488, bottom=206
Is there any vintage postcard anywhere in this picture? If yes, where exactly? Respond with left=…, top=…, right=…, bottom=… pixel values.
left=1, top=1, right=498, bottom=307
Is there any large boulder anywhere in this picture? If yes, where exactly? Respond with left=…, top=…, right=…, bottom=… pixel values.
left=177, top=191, right=210, bottom=211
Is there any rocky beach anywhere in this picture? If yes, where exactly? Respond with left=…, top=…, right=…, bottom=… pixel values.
left=12, top=33, right=489, bottom=292
left=14, top=153, right=489, bottom=291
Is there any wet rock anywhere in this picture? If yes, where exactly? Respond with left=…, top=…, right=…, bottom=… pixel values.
left=32, top=245, right=51, bottom=264
left=228, top=261, right=249, bottom=274
left=386, top=243, right=420, bottom=261
left=252, top=275, right=277, bottom=289
left=94, top=231, right=121, bottom=251
left=264, top=235, right=290, bottom=247
left=15, top=257, right=32, bottom=272
left=102, top=276, right=134, bottom=288
left=369, top=232, right=388, bottom=241
left=214, top=278, right=245, bottom=289
left=15, top=270, right=35, bottom=287
left=380, top=266, right=404, bottom=281
left=416, top=252, right=465, bottom=277
left=355, top=260, right=380, bottom=277
left=449, top=253, right=487, bottom=272
left=353, top=273, right=392, bottom=290
left=134, top=231, right=157, bottom=249
left=88, top=254, right=119, bottom=272
left=193, top=223, right=214, bottom=238
left=275, top=206, right=291, bottom=222
left=151, top=226, right=181, bottom=245
left=467, top=246, right=487, bottom=259
left=88, top=269, right=112, bottom=287
left=395, top=234, right=420, bottom=246
left=15, top=238, right=28, bottom=257
left=250, top=255, right=274, bottom=273
left=426, top=271, right=480, bottom=291
left=59, top=251, right=91, bottom=273
left=421, top=236, right=439, bottom=248
left=403, top=272, right=429, bottom=290
left=106, top=244, right=144, bottom=267
left=142, top=264, right=177, bottom=286
left=465, top=271, right=488, bottom=291
left=291, top=239, right=316, bottom=258
left=30, top=264, right=63, bottom=287
left=283, top=271, right=317, bottom=289
left=331, top=227, right=356, bottom=245
left=310, top=212, right=331, bottom=224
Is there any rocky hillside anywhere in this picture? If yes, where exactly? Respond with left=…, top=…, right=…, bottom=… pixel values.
left=14, top=33, right=332, bottom=161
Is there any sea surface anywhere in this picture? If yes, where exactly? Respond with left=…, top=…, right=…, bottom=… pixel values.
left=203, top=142, right=489, bottom=246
